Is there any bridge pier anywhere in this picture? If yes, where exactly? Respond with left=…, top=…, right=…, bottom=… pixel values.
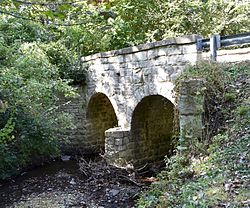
left=104, top=127, right=133, bottom=167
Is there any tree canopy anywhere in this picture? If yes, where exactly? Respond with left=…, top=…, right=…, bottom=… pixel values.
left=0, top=0, right=249, bottom=179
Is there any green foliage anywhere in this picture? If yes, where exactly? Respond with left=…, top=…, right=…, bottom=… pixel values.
left=0, top=144, right=18, bottom=180
left=108, top=0, right=250, bottom=47
left=224, top=92, right=236, bottom=102
left=176, top=61, right=226, bottom=93
left=0, top=0, right=249, bottom=186
left=0, top=11, right=78, bottom=180
left=137, top=189, right=163, bottom=208
left=0, top=17, right=50, bottom=45
left=236, top=105, right=250, bottom=117
left=2, top=0, right=249, bottom=55
left=0, top=116, right=15, bottom=144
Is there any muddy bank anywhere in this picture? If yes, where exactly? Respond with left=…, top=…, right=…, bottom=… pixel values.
left=0, top=156, right=155, bottom=208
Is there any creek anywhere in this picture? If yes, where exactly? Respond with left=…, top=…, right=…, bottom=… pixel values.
left=0, top=157, right=149, bottom=208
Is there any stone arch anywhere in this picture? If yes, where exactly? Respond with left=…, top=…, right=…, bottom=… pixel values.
left=131, top=95, right=175, bottom=164
left=126, top=82, right=176, bottom=125
left=86, top=93, right=118, bottom=151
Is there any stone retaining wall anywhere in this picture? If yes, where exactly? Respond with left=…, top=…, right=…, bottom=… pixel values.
left=57, top=87, right=89, bottom=154
left=178, top=79, right=205, bottom=141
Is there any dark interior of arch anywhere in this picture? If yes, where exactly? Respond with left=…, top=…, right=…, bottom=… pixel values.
left=87, top=93, right=118, bottom=151
left=131, top=95, right=175, bottom=165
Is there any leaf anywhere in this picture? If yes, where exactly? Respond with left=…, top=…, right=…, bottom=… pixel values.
left=58, top=4, right=72, bottom=11
left=54, top=12, right=66, bottom=20
left=43, top=10, right=55, bottom=19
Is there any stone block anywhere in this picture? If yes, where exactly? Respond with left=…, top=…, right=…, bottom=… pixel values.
left=147, top=48, right=158, bottom=59
left=180, top=78, right=205, bottom=95
left=181, top=44, right=198, bottom=54
left=139, top=61, right=152, bottom=69
left=108, top=55, right=125, bottom=63
left=133, top=72, right=143, bottom=84
left=106, top=137, right=115, bottom=145
left=166, top=46, right=183, bottom=55
left=121, top=68, right=132, bottom=77
left=167, top=55, right=186, bottom=65
left=124, top=54, right=133, bottom=62
left=99, top=57, right=110, bottom=64
left=118, top=145, right=126, bottom=151
left=179, top=114, right=204, bottom=140
left=154, top=56, right=168, bottom=66
left=178, top=95, right=204, bottom=115
left=123, top=137, right=130, bottom=146
left=115, top=138, right=123, bottom=146
left=132, top=51, right=148, bottom=61
left=181, top=53, right=199, bottom=64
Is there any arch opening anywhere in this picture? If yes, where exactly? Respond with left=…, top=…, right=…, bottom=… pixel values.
left=86, top=93, right=118, bottom=152
left=131, top=95, right=175, bottom=164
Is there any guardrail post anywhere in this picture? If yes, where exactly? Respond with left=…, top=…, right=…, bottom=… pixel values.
left=210, top=35, right=217, bottom=61
left=210, top=35, right=221, bottom=61
left=196, top=32, right=250, bottom=58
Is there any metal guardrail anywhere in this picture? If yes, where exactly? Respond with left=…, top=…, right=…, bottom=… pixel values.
left=196, top=32, right=250, bottom=61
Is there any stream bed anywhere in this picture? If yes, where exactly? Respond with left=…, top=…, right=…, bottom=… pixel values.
left=0, top=157, right=148, bottom=208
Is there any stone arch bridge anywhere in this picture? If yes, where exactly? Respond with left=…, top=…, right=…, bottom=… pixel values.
left=61, top=35, right=208, bottom=166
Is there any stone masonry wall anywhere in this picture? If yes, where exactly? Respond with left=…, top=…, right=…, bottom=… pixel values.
left=86, top=93, right=118, bottom=152
left=58, top=86, right=90, bottom=153
left=178, top=79, right=205, bottom=141
left=60, top=35, right=250, bottom=165
left=105, top=127, right=131, bottom=166
left=58, top=35, right=204, bottom=162
left=130, top=95, right=175, bottom=165
left=80, top=35, right=203, bottom=165
left=83, top=35, right=202, bottom=129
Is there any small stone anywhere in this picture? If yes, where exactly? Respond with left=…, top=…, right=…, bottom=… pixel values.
left=109, top=189, right=120, bottom=196
left=224, top=183, right=231, bottom=192
left=61, top=155, right=71, bottom=162
left=69, top=178, right=76, bottom=185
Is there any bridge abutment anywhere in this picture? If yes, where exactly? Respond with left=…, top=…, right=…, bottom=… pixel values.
left=178, top=79, right=206, bottom=142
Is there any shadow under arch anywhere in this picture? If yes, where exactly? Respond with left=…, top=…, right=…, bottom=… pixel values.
left=131, top=95, right=175, bottom=165
left=86, top=93, right=118, bottom=152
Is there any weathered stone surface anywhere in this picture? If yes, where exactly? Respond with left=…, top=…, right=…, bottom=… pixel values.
left=179, top=114, right=204, bottom=140
left=81, top=35, right=201, bottom=62
left=178, top=79, right=205, bottom=140
left=61, top=35, right=248, bottom=166
left=104, top=127, right=131, bottom=166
